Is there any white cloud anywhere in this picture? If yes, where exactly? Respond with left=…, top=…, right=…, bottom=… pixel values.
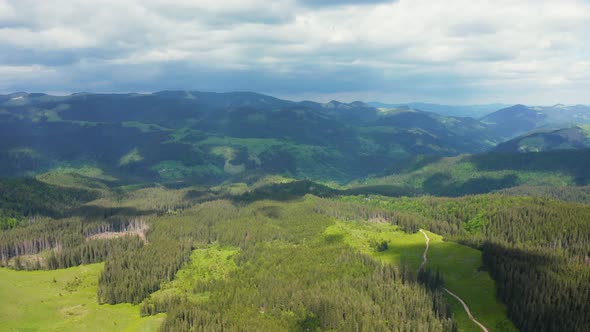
left=0, top=27, right=94, bottom=48
left=0, top=0, right=589, bottom=104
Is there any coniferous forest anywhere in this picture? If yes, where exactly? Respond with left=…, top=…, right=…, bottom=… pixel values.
left=1, top=62, right=590, bottom=332
left=4, top=0, right=590, bottom=330
left=2, top=89, right=590, bottom=331
left=2, top=170, right=589, bottom=331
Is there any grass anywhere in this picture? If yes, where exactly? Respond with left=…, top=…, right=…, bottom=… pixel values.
left=0, top=263, right=164, bottom=332
left=119, top=148, right=144, bottom=166
left=323, top=220, right=516, bottom=332
left=38, top=166, right=116, bottom=181
left=150, top=160, right=223, bottom=180
left=210, top=182, right=251, bottom=196
left=423, top=231, right=517, bottom=332
left=145, top=244, right=239, bottom=304
left=359, top=155, right=575, bottom=195
left=36, top=166, right=117, bottom=194
left=323, top=220, right=425, bottom=271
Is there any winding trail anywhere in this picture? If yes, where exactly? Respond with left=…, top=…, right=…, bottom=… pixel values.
left=418, top=230, right=489, bottom=332
left=418, top=229, right=429, bottom=271
left=443, top=287, right=489, bottom=332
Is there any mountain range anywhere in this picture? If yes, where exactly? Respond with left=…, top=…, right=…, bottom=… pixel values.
left=494, top=125, right=590, bottom=152
left=1, top=91, right=589, bottom=186
left=2, top=91, right=590, bottom=332
left=480, top=103, right=590, bottom=138
left=368, top=102, right=509, bottom=118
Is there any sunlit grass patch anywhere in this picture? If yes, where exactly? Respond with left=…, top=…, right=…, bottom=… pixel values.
left=143, top=244, right=239, bottom=305
left=424, top=231, right=517, bottom=332
left=323, top=221, right=425, bottom=271
left=119, top=148, right=144, bottom=166
left=0, top=263, right=164, bottom=332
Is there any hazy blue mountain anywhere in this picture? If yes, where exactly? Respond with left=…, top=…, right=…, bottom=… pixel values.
left=494, top=126, right=590, bottom=152
left=0, top=91, right=499, bottom=183
left=5, top=92, right=589, bottom=185
left=368, top=102, right=509, bottom=118
left=481, top=104, right=590, bottom=138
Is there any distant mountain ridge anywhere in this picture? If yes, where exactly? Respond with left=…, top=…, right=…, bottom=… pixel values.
left=355, top=148, right=590, bottom=196
left=368, top=102, right=509, bottom=118
left=481, top=104, right=590, bottom=138
left=1, top=91, right=589, bottom=184
left=0, top=91, right=500, bottom=183
left=494, top=126, right=590, bottom=152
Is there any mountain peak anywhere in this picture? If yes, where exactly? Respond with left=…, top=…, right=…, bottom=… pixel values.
left=552, top=103, right=568, bottom=109
left=350, top=101, right=368, bottom=107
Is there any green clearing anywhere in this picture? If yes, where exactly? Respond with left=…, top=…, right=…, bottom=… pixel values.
left=423, top=231, right=517, bottom=332
left=323, top=220, right=515, bottom=332
left=143, top=244, right=239, bottom=306
left=323, top=220, right=425, bottom=271
left=36, top=166, right=117, bottom=183
left=0, top=263, right=164, bottom=332
left=119, top=148, right=144, bottom=166
left=150, top=160, right=223, bottom=180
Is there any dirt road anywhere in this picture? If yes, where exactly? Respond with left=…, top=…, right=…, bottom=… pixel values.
left=419, top=230, right=489, bottom=332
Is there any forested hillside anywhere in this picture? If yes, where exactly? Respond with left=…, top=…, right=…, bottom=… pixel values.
left=4, top=0, right=590, bottom=329
left=2, top=171, right=589, bottom=331
left=331, top=195, right=590, bottom=332
left=494, top=126, right=590, bottom=152
left=357, top=148, right=590, bottom=196
left=481, top=104, right=590, bottom=138
left=0, top=179, right=460, bottom=331
left=2, top=91, right=590, bottom=332
left=0, top=92, right=500, bottom=183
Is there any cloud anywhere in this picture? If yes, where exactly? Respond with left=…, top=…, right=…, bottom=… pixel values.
left=297, top=0, right=396, bottom=7
left=148, top=0, right=296, bottom=25
left=449, top=23, right=497, bottom=37
left=0, top=0, right=589, bottom=104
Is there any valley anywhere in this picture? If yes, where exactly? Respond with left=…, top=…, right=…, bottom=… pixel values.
left=1, top=91, right=589, bottom=332
left=2, top=0, right=590, bottom=330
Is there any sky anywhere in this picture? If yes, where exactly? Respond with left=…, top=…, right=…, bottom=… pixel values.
left=0, top=0, right=589, bottom=104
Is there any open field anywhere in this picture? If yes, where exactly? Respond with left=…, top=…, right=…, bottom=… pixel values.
left=423, top=231, right=517, bottom=332
left=143, top=244, right=239, bottom=305
left=0, top=263, right=164, bottom=332
left=323, top=220, right=426, bottom=270
left=323, top=220, right=515, bottom=332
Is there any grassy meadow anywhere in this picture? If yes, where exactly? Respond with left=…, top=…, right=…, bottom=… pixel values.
left=323, top=220, right=426, bottom=270
left=321, top=219, right=515, bottom=332
left=0, top=263, right=164, bottom=332
left=423, top=231, right=517, bottom=332
left=143, top=244, right=240, bottom=306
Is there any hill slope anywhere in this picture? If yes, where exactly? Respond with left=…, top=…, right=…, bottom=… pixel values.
left=354, top=148, right=590, bottom=196
left=0, top=91, right=499, bottom=183
left=368, top=102, right=508, bottom=118
left=494, top=126, right=590, bottom=152
left=481, top=104, right=590, bottom=138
